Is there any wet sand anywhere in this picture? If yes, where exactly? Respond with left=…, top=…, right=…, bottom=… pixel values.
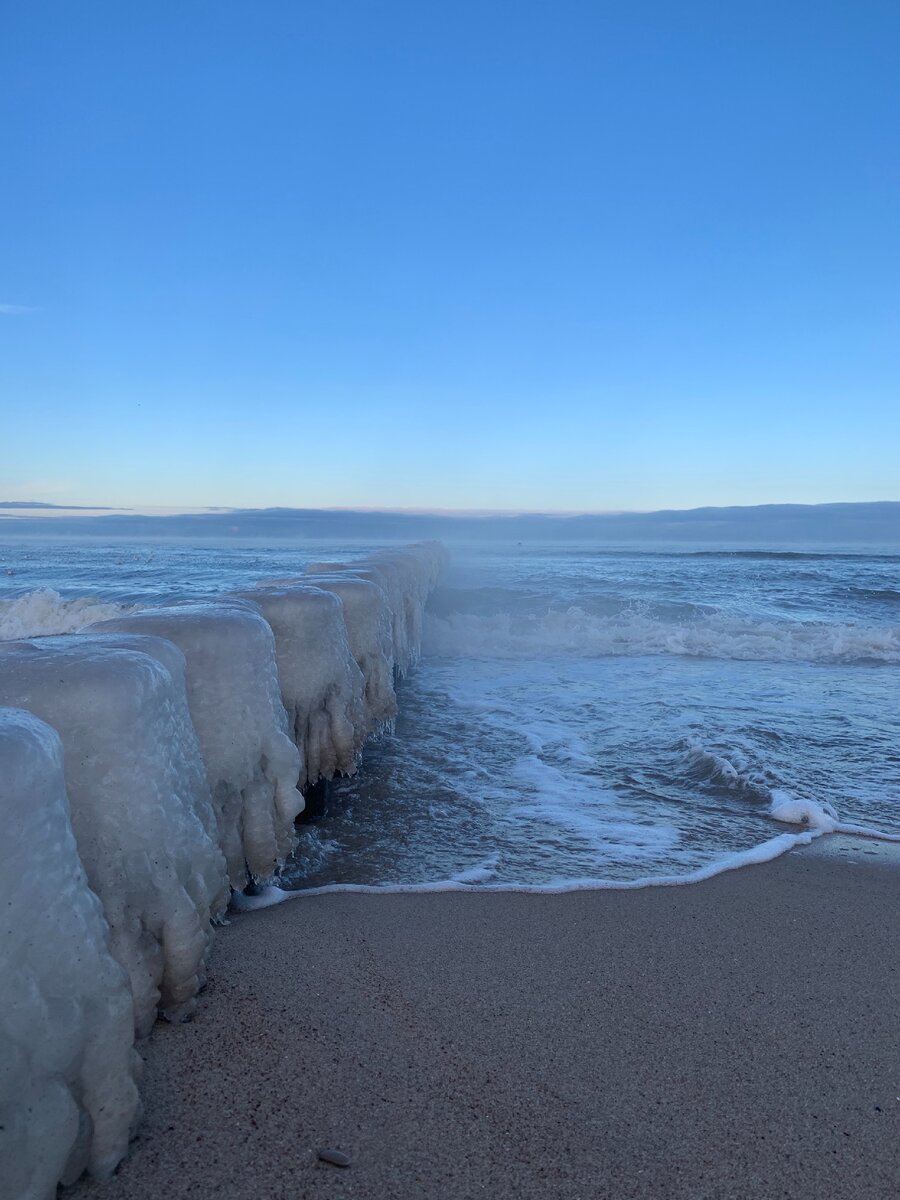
left=71, top=850, right=900, bottom=1200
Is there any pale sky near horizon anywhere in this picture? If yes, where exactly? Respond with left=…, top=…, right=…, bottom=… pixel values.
left=2, top=2, right=899, bottom=511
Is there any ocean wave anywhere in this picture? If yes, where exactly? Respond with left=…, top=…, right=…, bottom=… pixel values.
left=844, top=586, right=900, bottom=604
left=423, top=607, right=900, bottom=664
left=680, top=737, right=773, bottom=796
left=686, top=550, right=894, bottom=561
left=0, top=589, right=132, bottom=641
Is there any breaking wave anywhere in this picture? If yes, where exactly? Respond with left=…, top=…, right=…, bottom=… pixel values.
left=0, top=589, right=133, bottom=641
left=424, top=607, right=900, bottom=664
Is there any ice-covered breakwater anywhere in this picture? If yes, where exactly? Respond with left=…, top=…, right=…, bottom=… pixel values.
left=91, top=603, right=304, bottom=890
left=0, top=541, right=448, bottom=1200
left=0, top=634, right=231, bottom=1037
left=232, top=586, right=367, bottom=787
left=0, top=710, right=140, bottom=1197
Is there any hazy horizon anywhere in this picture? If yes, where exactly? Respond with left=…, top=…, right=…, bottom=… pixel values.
left=3, top=496, right=900, bottom=516
left=3, top=498, right=899, bottom=547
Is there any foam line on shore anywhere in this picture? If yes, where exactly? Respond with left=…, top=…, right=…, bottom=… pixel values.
left=230, top=821, right=899, bottom=911
left=232, top=778, right=900, bottom=909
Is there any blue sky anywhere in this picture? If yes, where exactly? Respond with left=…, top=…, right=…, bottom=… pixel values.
left=1, top=1, right=898, bottom=511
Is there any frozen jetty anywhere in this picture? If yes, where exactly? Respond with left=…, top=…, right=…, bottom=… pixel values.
left=90, top=603, right=304, bottom=890
left=0, top=709, right=140, bottom=1195
left=0, top=541, right=447, bottom=1200
left=0, top=635, right=229, bottom=1037
left=233, top=585, right=367, bottom=787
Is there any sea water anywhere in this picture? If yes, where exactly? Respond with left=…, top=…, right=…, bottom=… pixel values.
left=2, top=538, right=898, bottom=889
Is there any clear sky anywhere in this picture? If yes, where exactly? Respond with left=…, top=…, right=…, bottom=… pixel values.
left=1, top=1, right=898, bottom=511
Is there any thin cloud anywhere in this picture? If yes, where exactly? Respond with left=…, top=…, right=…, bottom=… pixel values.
left=0, top=303, right=38, bottom=315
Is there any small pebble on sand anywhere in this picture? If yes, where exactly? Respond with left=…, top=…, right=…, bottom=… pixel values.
left=318, top=1148, right=351, bottom=1168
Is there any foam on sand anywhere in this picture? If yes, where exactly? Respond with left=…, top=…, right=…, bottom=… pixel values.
left=0, top=636, right=229, bottom=1036
left=254, top=788, right=899, bottom=902
left=90, top=604, right=304, bottom=889
left=0, top=708, right=140, bottom=1199
left=233, top=586, right=366, bottom=786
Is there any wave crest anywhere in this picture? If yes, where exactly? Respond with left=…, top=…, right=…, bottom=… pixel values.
left=423, top=606, right=900, bottom=664
left=0, top=590, right=132, bottom=641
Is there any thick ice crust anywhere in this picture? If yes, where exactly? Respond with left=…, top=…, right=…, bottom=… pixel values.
left=307, top=541, right=448, bottom=677
left=257, top=576, right=397, bottom=738
left=0, top=709, right=140, bottom=1199
left=233, top=587, right=366, bottom=787
left=0, top=636, right=228, bottom=1036
left=90, top=605, right=303, bottom=889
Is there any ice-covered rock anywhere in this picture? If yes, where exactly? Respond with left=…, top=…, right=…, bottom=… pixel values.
left=89, top=604, right=304, bottom=889
left=233, top=587, right=366, bottom=786
left=0, top=708, right=140, bottom=1199
left=307, top=561, right=413, bottom=676
left=257, top=576, right=396, bottom=738
left=0, top=636, right=229, bottom=1036
left=366, top=543, right=448, bottom=664
left=308, top=541, right=448, bottom=676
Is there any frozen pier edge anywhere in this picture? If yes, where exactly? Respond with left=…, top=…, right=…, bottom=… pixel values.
left=0, top=541, right=448, bottom=1200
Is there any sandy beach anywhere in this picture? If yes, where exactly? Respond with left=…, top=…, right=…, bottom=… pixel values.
left=70, top=849, right=899, bottom=1200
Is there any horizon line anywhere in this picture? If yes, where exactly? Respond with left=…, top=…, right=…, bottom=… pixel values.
left=2, top=499, right=900, bottom=520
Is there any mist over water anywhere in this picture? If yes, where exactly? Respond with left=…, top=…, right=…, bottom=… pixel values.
left=2, top=537, right=898, bottom=888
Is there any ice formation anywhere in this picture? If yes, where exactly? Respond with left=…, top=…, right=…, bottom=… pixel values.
left=0, top=708, right=140, bottom=1199
left=0, top=636, right=229, bottom=1036
left=307, top=541, right=448, bottom=676
left=307, top=562, right=414, bottom=674
left=233, top=586, right=366, bottom=786
left=0, top=541, right=450, bottom=1192
left=258, top=575, right=397, bottom=738
left=367, top=542, right=448, bottom=672
left=90, top=604, right=304, bottom=889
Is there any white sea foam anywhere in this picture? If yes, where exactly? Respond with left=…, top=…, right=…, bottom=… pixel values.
left=230, top=831, right=821, bottom=899
left=682, top=734, right=899, bottom=844
left=505, top=753, right=679, bottom=860
left=424, top=607, right=900, bottom=664
left=229, top=884, right=296, bottom=911
left=769, top=790, right=839, bottom=830
left=0, top=589, right=131, bottom=640
left=768, top=790, right=900, bottom=842
left=253, top=818, right=900, bottom=901
left=448, top=855, right=502, bottom=884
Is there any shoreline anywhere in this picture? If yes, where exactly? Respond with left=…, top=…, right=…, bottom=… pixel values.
left=70, top=847, right=900, bottom=1200
left=231, top=825, right=900, bottom=908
